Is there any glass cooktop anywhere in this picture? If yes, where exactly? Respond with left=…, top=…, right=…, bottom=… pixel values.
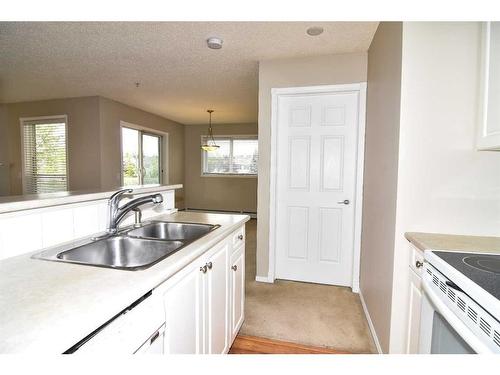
left=434, top=251, right=500, bottom=300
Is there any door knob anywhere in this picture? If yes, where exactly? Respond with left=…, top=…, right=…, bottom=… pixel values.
left=337, top=199, right=350, bottom=205
left=206, top=262, right=213, bottom=270
left=231, top=265, right=238, bottom=271
left=200, top=265, right=207, bottom=273
left=238, top=234, right=244, bottom=240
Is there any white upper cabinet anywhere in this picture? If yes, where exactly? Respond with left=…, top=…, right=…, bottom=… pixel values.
left=477, top=22, right=500, bottom=150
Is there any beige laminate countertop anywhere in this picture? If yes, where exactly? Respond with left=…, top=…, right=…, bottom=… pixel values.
left=0, top=211, right=249, bottom=354
left=405, top=232, right=500, bottom=254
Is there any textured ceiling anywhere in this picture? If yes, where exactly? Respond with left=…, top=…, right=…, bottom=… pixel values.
left=0, top=22, right=378, bottom=124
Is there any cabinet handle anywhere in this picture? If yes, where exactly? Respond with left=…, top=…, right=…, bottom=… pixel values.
left=200, top=265, right=207, bottom=273
left=238, top=234, right=244, bottom=241
left=231, top=265, right=237, bottom=271
left=415, top=260, right=424, bottom=268
left=206, top=262, right=213, bottom=270
left=150, top=331, right=160, bottom=344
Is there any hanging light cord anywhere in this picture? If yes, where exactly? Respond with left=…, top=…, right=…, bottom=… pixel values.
left=207, top=110, right=216, bottom=144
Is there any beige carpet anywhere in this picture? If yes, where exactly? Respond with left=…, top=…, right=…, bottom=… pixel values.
left=241, top=219, right=377, bottom=354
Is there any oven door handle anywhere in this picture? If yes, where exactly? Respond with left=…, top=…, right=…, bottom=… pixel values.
left=422, top=278, right=493, bottom=354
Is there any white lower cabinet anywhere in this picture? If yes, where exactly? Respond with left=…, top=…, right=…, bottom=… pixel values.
left=230, top=246, right=245, bottom=341
left=406, top=268, right=422, bottom=353
left=405, top=243, right=424, bottom=354
left=162, top=225, right=245, bottom=354
left=206, top=241, right=230, bottom=354
left=162, top=259, right=205, bottom=354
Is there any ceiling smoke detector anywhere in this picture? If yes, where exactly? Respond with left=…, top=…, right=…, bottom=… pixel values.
left=306, top=26, right=324, bottom=36
left=207, top=37, right=223, bottom=49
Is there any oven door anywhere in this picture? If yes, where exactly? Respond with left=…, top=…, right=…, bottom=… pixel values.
left=419, top=277, right=486, bottom=354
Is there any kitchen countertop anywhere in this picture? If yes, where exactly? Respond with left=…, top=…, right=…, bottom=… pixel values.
left=405, top=232, right=500, bottom=254
left=0, top=184, right=182, bottom=214
left=0, top=211, right=249, bottom=354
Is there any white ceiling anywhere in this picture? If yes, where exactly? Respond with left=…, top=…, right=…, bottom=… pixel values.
left=0, top=22, right=378, bottom=124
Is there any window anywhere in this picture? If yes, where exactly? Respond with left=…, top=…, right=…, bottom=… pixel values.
left=21, top=116, right=68, bottom=194
left=121, top=125, right=162, bottom=186
left=202, top=136, right=258, bottom=176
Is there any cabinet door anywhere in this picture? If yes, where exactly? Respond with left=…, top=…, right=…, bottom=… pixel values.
left=206, top=242, right=230, bottom=354
left=478, top=22, right=500, bottom=150
left=230, top=246, right=245, bottom=341
left=406, top=268, right=423, bottom=354
left=163, top=263, right=205, bottom=354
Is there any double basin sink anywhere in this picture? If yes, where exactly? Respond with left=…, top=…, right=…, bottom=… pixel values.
left=34, top=221, right=219, bottom=271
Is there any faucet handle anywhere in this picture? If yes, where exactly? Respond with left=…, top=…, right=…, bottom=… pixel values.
left=152, top=193, right=163, bottom=204
left=109, top=189, right=133, bottom=203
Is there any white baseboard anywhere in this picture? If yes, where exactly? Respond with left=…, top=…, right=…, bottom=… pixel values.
left=359, top=290, right=383, bottom=354
left=255, top=275, right=274, bottom=283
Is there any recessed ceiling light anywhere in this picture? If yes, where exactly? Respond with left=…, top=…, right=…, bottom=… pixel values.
left=306, top=26, right=324, bottom=36
left=207, top=37, right=223, bottom=49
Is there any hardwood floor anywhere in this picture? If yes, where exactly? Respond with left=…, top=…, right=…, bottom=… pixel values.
left=228, top=335, right=349, bottom=354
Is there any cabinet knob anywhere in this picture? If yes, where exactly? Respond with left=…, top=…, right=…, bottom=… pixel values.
left=238, top=234, right=244, bottom=241
left=200, top=265, right=207, bottom=273
left=231, top=265, right=238, bottom=271
left=206, top=262, right=213, bottom=270
left=415, top=260, right=424, bottom=269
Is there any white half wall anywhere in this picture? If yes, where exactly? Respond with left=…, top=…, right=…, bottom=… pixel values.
left=0, top=189, right=176, bottom=260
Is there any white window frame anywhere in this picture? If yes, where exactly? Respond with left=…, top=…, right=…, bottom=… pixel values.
left=119, top=121, right=169, bottom=187
left=200, top=134, right=258, bottom=178
left=19, top=115, right=69, bottom=194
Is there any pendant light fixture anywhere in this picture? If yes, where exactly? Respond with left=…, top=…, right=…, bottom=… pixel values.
left=201, top=109, right=220, bottom=152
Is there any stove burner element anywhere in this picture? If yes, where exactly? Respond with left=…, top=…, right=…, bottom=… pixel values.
left=463, top=255, right=500, bottom=275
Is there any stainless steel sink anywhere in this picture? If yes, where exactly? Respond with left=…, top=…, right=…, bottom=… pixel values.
left=126, top=221, right=218, bottom=241
left=33, top=221, right=220, bottom=271
left=55, top=236, right=184, bottom=270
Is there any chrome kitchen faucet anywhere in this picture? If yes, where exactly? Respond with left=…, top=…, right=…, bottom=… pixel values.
left=106, top=189, right=163, bottom=234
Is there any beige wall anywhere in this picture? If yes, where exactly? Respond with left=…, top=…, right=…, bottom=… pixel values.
left=360, top=22, right=402, bottom=354
left=98, top=97, right=185, bottom=207
left=389, top=22, right=500, bottom=353
left=0, top=105, right=10, bottom=195
left=1, top=96, right=185, bottom=205
left=256, top=53, right=368, bottom=278
left=184, top=123, right=258, bottom=212
left=3, top=97, right=102, bottom=195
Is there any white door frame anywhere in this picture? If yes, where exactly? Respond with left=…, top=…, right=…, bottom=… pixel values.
left=267, top=83, right=366, bottom=293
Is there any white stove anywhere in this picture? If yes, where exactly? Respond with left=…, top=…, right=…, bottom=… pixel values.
left=419, top=250, right=500, bottom=354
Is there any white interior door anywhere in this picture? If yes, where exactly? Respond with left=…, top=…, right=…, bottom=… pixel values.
left=274, top=88, right=361, bottom=286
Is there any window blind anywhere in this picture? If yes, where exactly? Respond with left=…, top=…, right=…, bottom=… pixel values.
left=202, top=136, right=258, bottom=175
left=22, top=117, right=68, bottom=194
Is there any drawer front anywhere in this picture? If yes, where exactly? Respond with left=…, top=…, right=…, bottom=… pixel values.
left=231, top=226, right=245, bottom=249
left=409, top=243, right=424, bottom=276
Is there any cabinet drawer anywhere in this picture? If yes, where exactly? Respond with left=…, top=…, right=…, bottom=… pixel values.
left=409, top=243, right=424, bottom=276
left=231, top=226, right=245, bottom=249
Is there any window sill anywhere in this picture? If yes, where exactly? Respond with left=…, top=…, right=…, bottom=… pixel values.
left=200, top=173, right=258, bottom=179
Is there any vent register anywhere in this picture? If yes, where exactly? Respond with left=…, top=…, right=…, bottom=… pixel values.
left=425, top=265, right=500, bottom=351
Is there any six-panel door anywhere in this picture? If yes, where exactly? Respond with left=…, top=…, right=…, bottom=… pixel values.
left=275, top=91, right=360, bottom=286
